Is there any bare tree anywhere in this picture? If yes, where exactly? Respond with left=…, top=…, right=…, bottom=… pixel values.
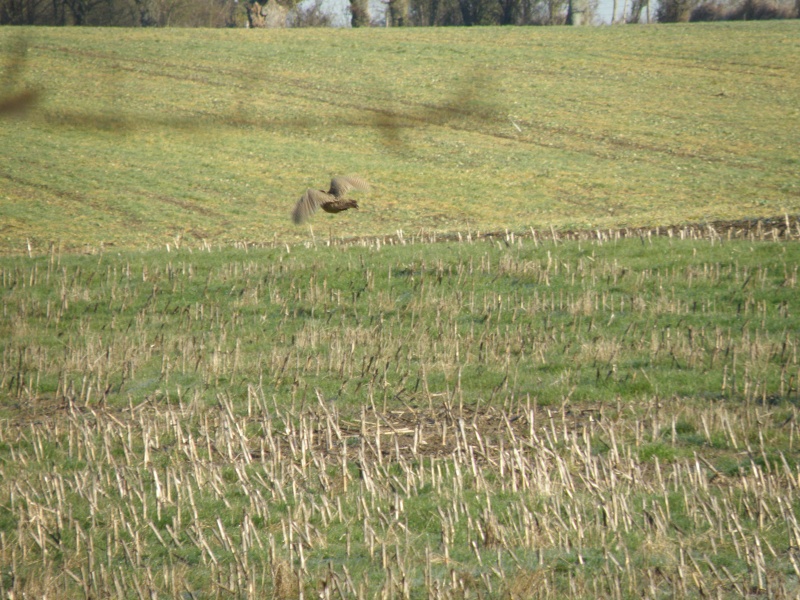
left=542, top=0, right=568, bottom=22
left=387, top=0, right=408, bottom=24
left=125, top=0, right=198, bottom=26
left=246, top=0, right=287, bottom=26
left=350, top=0, right=369, bottom=25
left=62, top=0, right=111, bottom=23
left=457, top=0, right=498, bottom=24
left=626, top=0, right=646, bottom=21
left=1, top=0, right=62, bottom=23
left=288, top=0, right=332, bottom=26
left=496, top=0, right=519, bottom=22
left=655, top=0, right=693, bottom=20
left=567, top=0, right=590, bottom=22
left=409, top=0, right=462, bottom=24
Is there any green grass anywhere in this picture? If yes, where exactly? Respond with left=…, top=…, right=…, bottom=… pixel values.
left=1, top=231, right=800, bottom=597
left=1, top=22, right=800, bottom=253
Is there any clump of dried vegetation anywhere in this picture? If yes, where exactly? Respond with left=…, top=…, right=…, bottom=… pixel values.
left=1, top=220, right=799, bottom=597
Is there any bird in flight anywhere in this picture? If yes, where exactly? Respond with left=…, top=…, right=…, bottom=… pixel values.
left=292, top=175, right=370, bottom=224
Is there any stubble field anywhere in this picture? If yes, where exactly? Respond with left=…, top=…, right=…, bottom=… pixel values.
left=1, top=21, right=800, bottom=599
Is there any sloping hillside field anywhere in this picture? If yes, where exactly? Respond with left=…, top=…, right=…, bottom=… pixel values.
left=1, top=22, right=799, bottom=252
left=1, top=22, right=800, bottom=598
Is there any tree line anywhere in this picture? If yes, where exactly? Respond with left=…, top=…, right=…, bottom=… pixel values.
left=0, top=0, right=575, bottom=26
left=1, top=0, right=796, bottom=28
left=1, top=0, right=243, bottom=26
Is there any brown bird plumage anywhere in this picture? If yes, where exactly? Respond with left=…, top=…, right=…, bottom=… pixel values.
left=292, top=176, right=370, bottom=225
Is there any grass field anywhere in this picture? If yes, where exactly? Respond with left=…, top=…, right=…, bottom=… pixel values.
left=1, top=22, right=799, bottom=253
left=1, top=21, right=800, bottom=599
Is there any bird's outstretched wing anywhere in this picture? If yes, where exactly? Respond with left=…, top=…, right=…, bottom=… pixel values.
left=329, top=176, right=370, bottom=198
left=292, top=188, right=330, bottom=224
